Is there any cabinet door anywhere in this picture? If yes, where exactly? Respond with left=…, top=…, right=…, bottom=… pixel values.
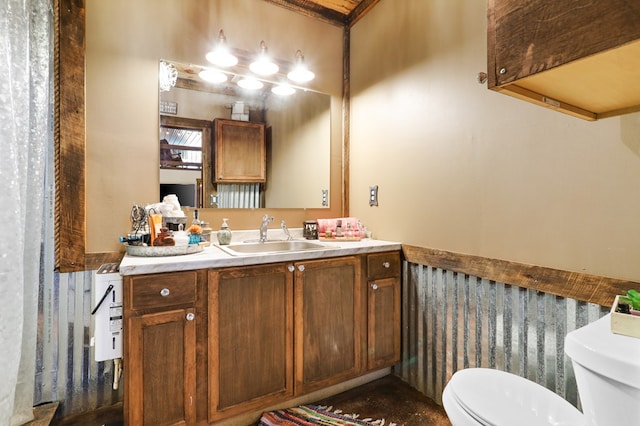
left=367, top=277, right=401, bottom=370
left=208, top=264, right=294, bottom=422
left=294, top=256, right=363, bottom=395
left=127, top=308, right=196, bottom=426
left=214, top=118, right=266, bottom=182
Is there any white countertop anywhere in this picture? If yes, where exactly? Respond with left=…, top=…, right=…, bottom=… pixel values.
left=119, top=232, right=401, bottom=276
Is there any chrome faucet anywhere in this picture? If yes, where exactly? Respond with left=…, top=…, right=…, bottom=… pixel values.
left=259, top=214, right=274, bottom=242
left=281, top=220, right=292, bottom=241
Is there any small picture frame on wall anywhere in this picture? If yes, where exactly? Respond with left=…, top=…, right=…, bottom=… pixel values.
left=160, top=100, right=178, bottom=115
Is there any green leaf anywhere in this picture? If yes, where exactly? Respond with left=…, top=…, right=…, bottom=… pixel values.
left=624, top=290, right=640, bottom=310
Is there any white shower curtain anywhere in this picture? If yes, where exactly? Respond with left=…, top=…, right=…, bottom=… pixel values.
left=0, top=0, right=51, bottom=424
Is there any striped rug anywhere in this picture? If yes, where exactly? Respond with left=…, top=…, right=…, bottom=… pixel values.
left=258, top=405, right=397, bottom=426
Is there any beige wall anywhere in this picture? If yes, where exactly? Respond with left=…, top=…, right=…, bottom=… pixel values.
left=86, top=0, right=343, bottom=252
left=349, top=0, right=640, bottom=281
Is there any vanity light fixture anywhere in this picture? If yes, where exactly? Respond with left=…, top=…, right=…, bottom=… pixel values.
left=198, top=68, right=228, bottom=83
left=159, top=60, right=178, bottom=92
left=205, top=29, right=239, bottom=67
left=271, top=84, right=296, bottom=96
left=287, top=50, right=315, bottom=83
left=237, top=76, right=264, bottom=90
left=249, top=41, right=279, bottom=76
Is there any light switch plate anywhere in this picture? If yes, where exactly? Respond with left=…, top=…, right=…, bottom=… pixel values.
left=369, top=185, right=378, bottom=206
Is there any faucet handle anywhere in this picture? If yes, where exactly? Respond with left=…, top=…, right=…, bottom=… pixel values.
left=281, top=220, right=292, bottom=240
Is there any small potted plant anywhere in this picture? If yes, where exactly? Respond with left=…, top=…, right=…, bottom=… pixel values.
left=618, top=290, right=640, bottom=316
left=611, top=290, right=640, bottom=338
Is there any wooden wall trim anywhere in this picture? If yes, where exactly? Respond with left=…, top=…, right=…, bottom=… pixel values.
left=55, top=0, right=86, bottom=272
left=341, top=26, right=350, bottom=217
left=402, top=245, right=638, bottom=307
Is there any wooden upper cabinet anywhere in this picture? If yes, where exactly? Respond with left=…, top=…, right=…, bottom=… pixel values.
left=487, top=0, right=640, bottom=120
left=214, top=118, right=266, bottom=182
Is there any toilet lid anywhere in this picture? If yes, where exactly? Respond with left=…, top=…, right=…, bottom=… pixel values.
left=448, top=368, right=583, bottom=426
left=565, top=314, right=640, bottom=384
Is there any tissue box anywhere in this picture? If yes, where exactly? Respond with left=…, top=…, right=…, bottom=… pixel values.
left=610, top=295, right=640, bottom=339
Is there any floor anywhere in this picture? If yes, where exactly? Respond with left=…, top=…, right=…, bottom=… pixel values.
left=315, top=375, right=451, bottom=426
left=53, top=375, right=451, bottom=425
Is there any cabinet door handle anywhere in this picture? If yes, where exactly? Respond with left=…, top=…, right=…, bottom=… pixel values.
left=288, top=265, right=295, bottom=272
left=371, top=283, right=378, bottom=290
left=382, top=262, right=390, bottom=268
left=186, top=313, right=195, bottom=321
left=160, top=288, right=170, bottom=297
left=298, top=265, right=305, bottom=272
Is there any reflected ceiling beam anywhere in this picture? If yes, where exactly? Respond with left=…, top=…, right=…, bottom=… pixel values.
left=262, top=0, right=381, bottom=27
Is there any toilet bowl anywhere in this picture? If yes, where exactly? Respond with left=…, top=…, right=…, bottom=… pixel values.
left=443, top=313, right=640, bottom=426
left=442, top=368, right=583, bottom=425
left=564, top=313, right=640, bottom=426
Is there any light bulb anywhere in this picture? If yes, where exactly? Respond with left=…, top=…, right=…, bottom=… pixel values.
left=271, top=84, right=295, bottom=96
left=237, top=77, right=263, bottom=90
left=199, top=68, right=227, bottom=83
left=287, top=50, right=315, bottom=83
left=249, top=41, right=279, bottom=76
left=206, top=30, right=238, bottom=67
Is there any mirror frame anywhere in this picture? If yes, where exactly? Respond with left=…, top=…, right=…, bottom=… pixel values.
left=54, top=0, right=351, bottom=272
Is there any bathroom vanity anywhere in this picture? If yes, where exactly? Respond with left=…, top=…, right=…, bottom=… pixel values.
left=119, top=237, right=401, bottom=425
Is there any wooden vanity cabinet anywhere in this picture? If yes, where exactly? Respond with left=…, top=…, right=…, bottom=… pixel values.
left=123, top=250, right=400, bottom=425
left=366, top=252, right=401, bottom=370
left=213, top=118, right=266, bottom=183
left=488, top=0, right=640, bottom=120
left=123, top=270, right=205, bottom=426
left=294, top=256, right=364, bottom=395
left=207, top=263, right=294, bottom=422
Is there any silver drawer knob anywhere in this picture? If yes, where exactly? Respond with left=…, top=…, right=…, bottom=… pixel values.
left=160, top=288, right=170, bottom=297
left=288, top=265, right=295, bottom=272
left=186, top=313, right=195, bottom=321
left=298, top=265, right=305, bottom=272
left=383, top=262, right=390, bottom=268
left=371, top=283, right=378, bottom=290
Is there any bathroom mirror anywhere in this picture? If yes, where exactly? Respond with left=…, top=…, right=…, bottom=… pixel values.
left=159, top=60, right=331, bottom=209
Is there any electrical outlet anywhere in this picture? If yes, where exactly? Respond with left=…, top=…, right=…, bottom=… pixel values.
left=322, top=189, right=328, bottom=207
left=369, top=185, right=378, bottom=206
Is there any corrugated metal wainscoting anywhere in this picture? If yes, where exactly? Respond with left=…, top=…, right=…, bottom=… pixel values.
left=35, top=270, right=122, bottom=417
left=396, top=262, right=608, bottom=407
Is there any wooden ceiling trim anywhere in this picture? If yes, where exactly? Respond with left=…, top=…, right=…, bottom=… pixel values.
left=262, top=0, right=347, bottom=26
left=346, top=0, right=380, bottom=27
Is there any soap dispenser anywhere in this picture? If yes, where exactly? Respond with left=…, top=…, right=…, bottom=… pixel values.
left=173, top=224, right=190, bottom=247
left=217, top=218, right=232, bottom=245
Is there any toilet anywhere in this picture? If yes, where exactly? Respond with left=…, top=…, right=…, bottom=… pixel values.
left=442, top=368, right=583, bottom=425
left=442, top=313, right=640, bottom=425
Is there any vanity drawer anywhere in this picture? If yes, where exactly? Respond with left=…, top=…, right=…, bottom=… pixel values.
left=129, top=271, right=197, bottom=310
left=367, top=252, right=401, bottom=280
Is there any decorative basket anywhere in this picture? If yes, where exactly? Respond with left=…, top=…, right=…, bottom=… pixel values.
left=124, top=243, right=203, bottom=257
left=610, top=295, right=640, bottom=339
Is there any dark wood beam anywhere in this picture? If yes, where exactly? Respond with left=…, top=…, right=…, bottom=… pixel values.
left=56, top=0, right=86, bottom=272
left=403, top=245, right=638, bottom=307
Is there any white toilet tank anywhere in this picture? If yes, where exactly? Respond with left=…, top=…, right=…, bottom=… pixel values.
left=564, top=314, right=640, bottom=426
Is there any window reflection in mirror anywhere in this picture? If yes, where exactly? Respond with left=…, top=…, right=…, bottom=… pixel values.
left=159, top=126, right=202, bottom=208
left=159, top=60, right=331, bottom=209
